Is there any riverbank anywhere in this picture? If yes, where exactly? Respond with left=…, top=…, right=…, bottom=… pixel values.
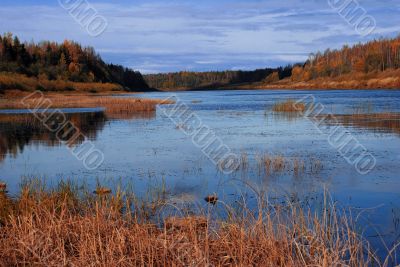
left=0, top=180, right=384, bottom=266
left=215, top=69, right=400, bottom=91
left=0, top=90, right=172, bottom=118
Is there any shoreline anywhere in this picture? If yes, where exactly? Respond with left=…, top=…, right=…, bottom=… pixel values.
left=0, top=91, right=173, bottom=121
left=153, top=69, right=400, bottom=91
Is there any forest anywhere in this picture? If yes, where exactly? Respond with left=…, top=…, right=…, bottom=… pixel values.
left=291, top=35, right=400, bottom=82
left=146, top=35, right=400, bottom=90
left=0, top=33, right=150, bottom=92
left=144, top=67, right=293, bottom=90
left=2, top=33, right=400, bottom=92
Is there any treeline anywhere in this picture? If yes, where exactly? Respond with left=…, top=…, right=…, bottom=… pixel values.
left=4, top=32, right=399, bottom=92
left=292, top=35, right=400, bottom=82
left=144, top=67, right=292, bottom=90
left=0, top=33, right=150, bottom=91
left=146, top=35, right=400, bottom=90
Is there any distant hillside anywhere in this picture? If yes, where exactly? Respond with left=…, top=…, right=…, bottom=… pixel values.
left=257, top=35, right=400, bottom=89
left=0, top=33, right=151, bottom=92
left=144, top=67, right=292, bottom=91
left=290, top=36, right=400, bottom=82
left=3, top=32, right=399, bottom=93
left=146, top=36, right=400, bottom=91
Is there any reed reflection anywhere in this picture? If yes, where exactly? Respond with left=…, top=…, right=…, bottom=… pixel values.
left=321, top=113, right=400, bottom=135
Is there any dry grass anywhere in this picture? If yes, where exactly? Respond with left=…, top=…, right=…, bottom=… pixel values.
left=240, top=151, right=249, bottom=170
left=256, top=154, right=287, bottom=173
left=272, top=155, right=286, bottom=171
left=257, top=68, right=400, bottom=90
left=0, top=93, right=173, bottom=119
left=293, top=158, right=306, bottom=176
left=0, top=72, right=123, bottom=93
left=253, top=153, right=322, bottom=177
left=0, top=180, right=389, bottom=266
left=273, top=99, right=306, bottom=113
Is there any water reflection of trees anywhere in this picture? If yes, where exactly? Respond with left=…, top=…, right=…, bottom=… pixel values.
left=0, top=112, right=107, bottom=162
left=0, top=110, right=157, bottom=162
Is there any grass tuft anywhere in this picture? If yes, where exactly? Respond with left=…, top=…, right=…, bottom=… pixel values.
left=273, top=99, right=306, bottom=113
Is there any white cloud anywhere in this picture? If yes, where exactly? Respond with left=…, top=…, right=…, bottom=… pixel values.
left=1, top=0, right=399, bottom=73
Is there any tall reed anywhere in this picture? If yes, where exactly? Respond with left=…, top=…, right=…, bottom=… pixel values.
left=273, top=99, right=306, bottom=113
left=0, top=179, right=392, bottom=266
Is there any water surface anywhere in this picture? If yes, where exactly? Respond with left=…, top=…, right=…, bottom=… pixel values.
left=1, top=90, right=399, bottom=256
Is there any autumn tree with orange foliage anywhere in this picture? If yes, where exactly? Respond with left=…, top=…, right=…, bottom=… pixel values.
left=0, top=33, right=150, bottom=92
left=295, top=35, right=400, bottom=80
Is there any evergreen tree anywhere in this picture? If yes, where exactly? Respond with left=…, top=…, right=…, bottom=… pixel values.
left=0, top=33, right=151, bottom=91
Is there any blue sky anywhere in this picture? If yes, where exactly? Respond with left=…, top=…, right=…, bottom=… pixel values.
left=1, top=0, right=400, bottom=73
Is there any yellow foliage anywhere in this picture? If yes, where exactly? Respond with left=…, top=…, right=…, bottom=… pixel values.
left=264, top=72, right=280, bottom=84
left=291, top=66, right=304, bottom=82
